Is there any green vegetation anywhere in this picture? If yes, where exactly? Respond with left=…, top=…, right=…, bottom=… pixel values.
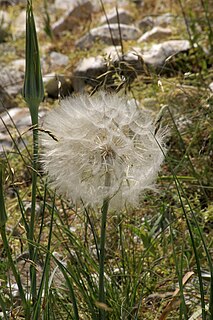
left=0, top=0, right=212, bottom=319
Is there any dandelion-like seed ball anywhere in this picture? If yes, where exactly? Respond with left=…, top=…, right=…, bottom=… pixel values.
left=41, top=91, right=166, bottom=209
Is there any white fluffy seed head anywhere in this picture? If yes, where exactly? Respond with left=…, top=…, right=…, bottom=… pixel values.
left=41, top=91, right=166, bottom=209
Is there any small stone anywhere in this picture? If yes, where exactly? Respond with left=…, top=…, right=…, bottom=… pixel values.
left=141, top=40, right=191, bottom=67
left=13, top=10, right=41, bottom=37
left=0, top=86, right=18, bottom=111
left=54, top=0, right=75, bottom=10
left=138, top=16, right=154, bottom=31
left=0, top=0, right=26, bottom=5
left=209, top=82, right=213, bottom=92
left=76, top=23, right=141, bottom=49
left=100, top=8, right=133, bottom=25
left=52, top=1, right=93, bottom=35
left=0, top=107, right=47, bottom=151
left=155, top=13, right=176, bottom=27
left=50, top=51, right=69, bottom=66
left=72, top=46, right=145, bottom=91
left=72, top=56, right=107, bottom=91
left=137, top=26, right=172, bottom=42
left=104, top=45, right=144, bottom=75
left=0, top=60, right=25, bottom=97
left=0, top=10, right=11, bottom=42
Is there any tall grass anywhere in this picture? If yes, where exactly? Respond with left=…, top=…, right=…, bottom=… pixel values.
left=0, top=0, right=212, bottom=319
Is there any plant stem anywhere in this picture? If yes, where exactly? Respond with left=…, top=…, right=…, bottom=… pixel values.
left=28, top=111, right=39, bottom=303
left=98, top=171, right=110, bottom=320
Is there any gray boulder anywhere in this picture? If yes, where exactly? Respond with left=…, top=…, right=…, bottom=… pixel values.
left=0, top=86, right=18, bottom=112
left=76, top=23, right=141, bottom=49
left=138, top=13, right=179, bottom=31
left=0, top=59, right=25, bottom=97
left=72, top=56, right=107, bottom=91
left=0, top=10, right=11, bottom=42
left=138, top=26, right=172, bottom=42
left=72, top=46, right=145, bottom=91
left=50, top=52, right=69, bottom=67
left=52, top=1, right=93, bottom=35
left=100, top=8, right=133, bottom=25
left=0, top=0, right=26, bottom=5
left=141, top=40, right=191, bottom=67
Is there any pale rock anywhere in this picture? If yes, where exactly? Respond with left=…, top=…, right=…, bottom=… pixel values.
left=0, top=85, right=18, bottom=111
left=76, top=23, right=141, bottom=49
left=52, top=1, right=93, bottom=35
left=155, top=13, right=176, bottom=27
left=0, top=10, right=10, bottom=29
left=139, top=13, right=178, bottom=31
left=0, top=0, right=26, bottom=5
left=100, top=8, right=133, bottom=25
left=0, top=106, right=47, bottom=152
left=209, top=82, right=213, bottom=92
left=12, top=10, right=41, bottom=37
left=72, top=46, right=145, bottom=91
left=0, top=59, right=25, bottom=97
left=138, top=26, right=172, bottom=42
left=138, top=16, right=154, bottom=31
left=50, top=51, right=69, bottom=66
left=72, top=56, right=107, bottom=91
left=0, top=107, right=46, bottom=131
left=54, top=0, right=75, bottom=11
left=141, top=40, right=191, bottom=67
left=104, top=45, right=144, bottom=75
left=0, top=60, right=25, bottom=109
left=0, top=10, right=11, bottom=41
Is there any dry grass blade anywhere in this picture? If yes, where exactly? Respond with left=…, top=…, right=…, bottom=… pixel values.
left=159, top=271, right=194, bottom=320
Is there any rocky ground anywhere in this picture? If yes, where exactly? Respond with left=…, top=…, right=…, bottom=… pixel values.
left=0, top=0, right=213, bottom=319
left=0, top=0, right=212, bottom=152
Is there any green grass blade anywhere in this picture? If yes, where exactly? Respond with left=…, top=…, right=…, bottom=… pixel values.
left=0, top=160, right=30, bottom=318
left=0, top=159, right=7, bottom=227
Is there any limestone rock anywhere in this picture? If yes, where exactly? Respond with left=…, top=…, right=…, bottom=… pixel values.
left=0, top=10, right=11, bottom=42
left=50, top=51, right=69, bottom=66
left=54, top=0, right=75, bottom=11
left=72, top=56, right=107, bottom=91
left=138, top=13, right=178, bottom=31
left=52, top=1, right=93, bottom=35
left=12, top=10, right=41, bottom=37
left=138, top=16, right=154, bottom=31
left=155, top=13, right=176, bottom=27
left=141, top=40, right=191, bottom=67
left=76, top=23, right=141, bottom=49
left=0, top=86, right=18, bottom=112
left=0, top=0, right=26, bottom=5
left=72, top=46, right=145, bottom=91
left=104, top=45, right=144, bottom=74
left=0, top=107, right=47, bottom=151
left=100, top=8, right=133, bottom=25
left=209, top=82, right=213, bottom=92
left=0, top=59, right=25, bottom=97
left=138, top=26, right=172, bottom=42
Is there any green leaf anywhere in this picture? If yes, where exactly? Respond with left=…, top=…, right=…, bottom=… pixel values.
left=0, top=159, right=7, bottom=227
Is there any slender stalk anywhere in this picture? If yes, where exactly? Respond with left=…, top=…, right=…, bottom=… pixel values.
left=28, top=112, right=39, bottom=303
left=23, top=0, right=44, bottom=305
left=98, top=171, right=111, bottom=320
